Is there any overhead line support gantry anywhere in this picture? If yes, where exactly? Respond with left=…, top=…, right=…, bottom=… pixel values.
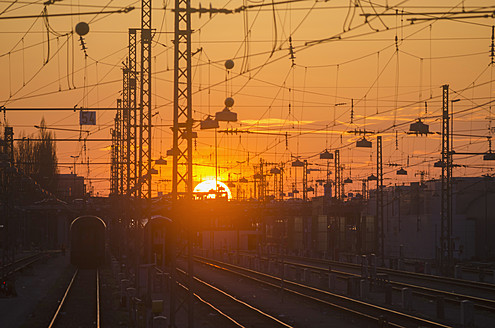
left=171, top=0, right=195, bottom=327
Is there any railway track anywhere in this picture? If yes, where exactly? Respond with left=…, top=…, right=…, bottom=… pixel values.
left=48, top=268, right=100, bottom=328
left=278, top=254, right=495, bottom=312
left=174, top=266, right=294, bottom=328
left=284, top=254, right=495, bottom=291
left=0, top=252, right=51, bottom=281
left=194, top=256, right=452, bottom=328
left=0, top=252, right=53, bottom=297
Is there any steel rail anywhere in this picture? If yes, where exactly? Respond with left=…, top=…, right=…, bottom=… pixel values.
left=0, top=252, right=48, bottom=280
left=96, top=269, right=100, bottom=328
left=280, top=258, right=495, bottom=312
left=48, top=269, right=78, bottom=328
left=281, top=254, right=495, bottom=293
left=47, top=269, right=100, bottom=328
left=171, top=267, right=294, bottom=328
left=195, top=256, right=452, bottom=328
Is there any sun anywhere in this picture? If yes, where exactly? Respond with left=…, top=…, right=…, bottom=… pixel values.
left=193, top=180, right=232, bottom=200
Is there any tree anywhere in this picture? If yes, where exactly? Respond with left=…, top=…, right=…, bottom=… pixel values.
left=15, top=118, right=58, bottom=193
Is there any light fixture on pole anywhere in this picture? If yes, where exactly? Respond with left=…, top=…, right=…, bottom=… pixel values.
left=155, top=156, right=167, bottom=165
left=200, top=115, right=219, bottom=130
left=409, top=118, right=429, bottom=135
left=356, top=136, right=372, bottom=148
left=215, top=97, right=237, bottom=122
left=320, top=149, right=334, bottom=159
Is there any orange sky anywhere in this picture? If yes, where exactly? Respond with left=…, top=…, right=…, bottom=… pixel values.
left=1, top=0, right=495, bottom=197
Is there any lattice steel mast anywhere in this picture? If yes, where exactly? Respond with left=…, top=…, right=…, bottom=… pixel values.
left=110, top=119, right=118, bottom=195
left=127, top=29, right=138, bottom=196
left=120, top=62, right=130, bottom=195
left=117, top=100, right=124, bottom=195
left=334, top=150, right=341, bottom=200
left=303, top=160, right=308, bottom=201
left=376, top=135, right=384, bottom=263
left=172, top=0, right=193, bottom=198
left=171, top=1, right=195, bottom=327
left=440, top=84, right=452, bottom=275
left=138, top=0, right=152, bottom=199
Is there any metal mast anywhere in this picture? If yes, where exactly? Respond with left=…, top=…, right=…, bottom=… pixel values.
left=1, top=127, right=14, bottom=278
left=440, top=84, right=452, bottom=275
left=303, top=160, right=308, bottom=201
left=127, top=29, right=138, bottom=196
left=110, top=125, right=118, bottom=195
left=110, top=99, right=123, bottom=195
left=260, top=159, right=265, bottom=200
left=121, top=62, right=130, bottom=195
left=138, top=0, right=152, bottom=199
left=116, top=100, right=124, bottom=195
left=334, top=150, right=341, bottom=200
left=172, top=0, right=193, bottom=198
left=172, top=0, right=194, bottom=327
left=376, top=135, right=384, bottom=263
left=279, top=165, right=284, bottom=200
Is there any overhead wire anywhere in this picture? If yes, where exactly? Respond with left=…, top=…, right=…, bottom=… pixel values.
left=3, top=0, right=495, bottom=188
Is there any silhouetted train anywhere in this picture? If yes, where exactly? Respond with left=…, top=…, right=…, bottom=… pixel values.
left=70, top=215, right=106, bottom=268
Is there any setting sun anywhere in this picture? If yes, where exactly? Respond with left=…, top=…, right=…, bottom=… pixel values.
left=193, top=180, right=232, bottom=200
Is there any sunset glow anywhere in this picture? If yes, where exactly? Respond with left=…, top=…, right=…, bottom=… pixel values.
left=0, top=1, right=494, bottom=197
left=193, top=180, right=232, bottom=200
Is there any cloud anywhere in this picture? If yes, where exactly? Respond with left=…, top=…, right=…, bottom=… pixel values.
left=240, top=118, right=315, bottom=127
left=354, top=114, right=411, bottom=122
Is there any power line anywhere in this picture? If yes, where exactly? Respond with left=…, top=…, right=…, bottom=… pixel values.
left=0, top=6, right=135, bottom=20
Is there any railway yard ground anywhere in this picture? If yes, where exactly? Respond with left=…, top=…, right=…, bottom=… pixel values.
left=0, top=251, right=128, bottom=328
left=1, top=249, right=495, bottom=327
left=188, top=257, right=372, bottom=328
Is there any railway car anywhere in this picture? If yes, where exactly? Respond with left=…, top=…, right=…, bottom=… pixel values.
left=144, top=216, right=173, bottom=267
left=70, top=215, right=106, bottom=268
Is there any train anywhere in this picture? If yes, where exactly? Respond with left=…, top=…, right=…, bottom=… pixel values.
left=70, top=215, right=106, bottom=268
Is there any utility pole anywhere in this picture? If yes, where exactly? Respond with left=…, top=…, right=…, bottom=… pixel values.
left=110, top=99, right=123, bottom=195
left=127, top=29, right=138, bottom=196
left=273, top=167, right=278, bottom=199
left=110, top=125, right=118, bottom=195
left=138, top=0, right=152, bottom=200
left=303, top=160, right=308, bottom=201
left=334, top=150, right=341, bottom=200
left=172, top=1, right=194, bottom=198
left=116, top=99, right=124, bottom=195
left=121, top=62, right=130, bottom=195
left=279, top=165, right=284, bottom=200
left=376, top=135, right=384, bottom=264
left=1, top=127, right=15, bottom=279
left=172, top=0, right=194, bottom=327
left=260, top=159, right=265, bottom=201
left=440, top=84, right=452, bottom=276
